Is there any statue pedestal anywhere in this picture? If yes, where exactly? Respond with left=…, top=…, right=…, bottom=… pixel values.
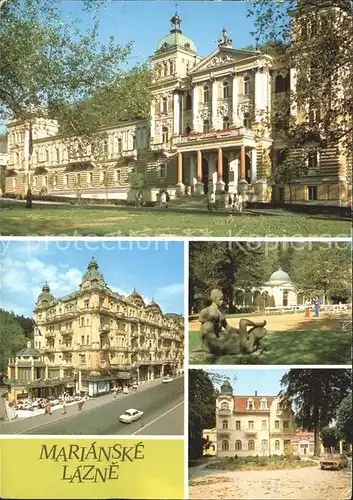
left=175, top=182, right=185, bottom=197
left=194, top=182, right=204, bottom=196
left=215, top=180, right=225, bottom=193
left=238, top=179, right=248, bottom=194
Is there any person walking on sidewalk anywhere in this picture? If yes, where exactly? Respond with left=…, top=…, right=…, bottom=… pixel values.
left=62, top=401, right=67, bottom=415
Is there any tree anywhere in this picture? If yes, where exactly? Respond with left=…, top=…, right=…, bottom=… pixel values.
left=290, top=244, right=351, bottom=302
left=320, top=426, right=339, bottom=451
left=189, top=242, right=274, bottom=313
left=336, top=393, right=353, bottom=444
left=188, top=370, right=217, bottom=460
left=280, top=369, right=352, bottom=456
left=0, top=309, right=28, bottom=372
left=128, top=170, right=145, bottom=191
left=248, top=0, right=353, bottom=157
left=0, top=0, right=152, bottom=187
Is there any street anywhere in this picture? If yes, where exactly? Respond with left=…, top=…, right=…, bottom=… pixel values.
left=0, top=377, right=184, bottom=435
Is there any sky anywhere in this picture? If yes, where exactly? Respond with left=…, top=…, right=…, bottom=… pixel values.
left=200, top=369, right=289, bottom=396
left=59, top=0, right=257, bottom=64
left=0, top=240, right=184, bottom=317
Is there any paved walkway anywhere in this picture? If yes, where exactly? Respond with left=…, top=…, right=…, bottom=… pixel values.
left=0, top=377, right=165, bottom=434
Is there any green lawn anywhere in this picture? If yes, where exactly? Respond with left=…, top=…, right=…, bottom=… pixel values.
left=203, top=455, right=316, bottom=471
left=0, top=204, right=350, bottom=236
left=189, top=329, right=352, bottom=365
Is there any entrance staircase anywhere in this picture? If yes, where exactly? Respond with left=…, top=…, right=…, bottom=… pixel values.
left=168, top=195, right=208, bottom=210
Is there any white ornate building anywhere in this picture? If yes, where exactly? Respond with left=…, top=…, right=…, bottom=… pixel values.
left=4, top=4, right=352, bottom=205
left=261, top=268, right=299, bottom=307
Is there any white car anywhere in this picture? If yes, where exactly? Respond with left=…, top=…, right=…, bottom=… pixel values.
left=119, top=408, right=144, bottom=424
left=162, top=376, right=173, bottom=383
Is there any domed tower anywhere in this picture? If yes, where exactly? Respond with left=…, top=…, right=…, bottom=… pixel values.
left=35, top=282, right=56, bottom=310
left=80, top=257, right=106, bottom=289
left=220, top=379, right=233, bottom=396
left=126, top=289, right=145, bottom=308
left=149, top=12, right=201, bottom=147
left=146, top=299, right=162, bottom=316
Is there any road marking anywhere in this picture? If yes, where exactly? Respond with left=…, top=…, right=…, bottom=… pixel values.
left=132, top=401, right=184, bottom=435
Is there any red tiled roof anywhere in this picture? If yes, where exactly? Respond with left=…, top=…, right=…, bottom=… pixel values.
left=232, top=396, right=276, bottom=412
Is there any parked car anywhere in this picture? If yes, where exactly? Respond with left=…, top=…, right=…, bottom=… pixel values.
left=320, top=454, right=349, bottom=470
left=162, top=376, right=173, bottom=383
left=119, top=408, right=144, bottom=424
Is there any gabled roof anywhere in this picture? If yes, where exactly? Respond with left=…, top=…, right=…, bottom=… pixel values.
left=189, top=46, right=266, bottom=75
left=231, top=396, right=276, bottom=412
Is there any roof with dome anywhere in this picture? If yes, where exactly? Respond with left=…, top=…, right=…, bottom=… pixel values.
left=156, top=13, right=197, bottom=54
left=267, top=267, right=292, bottom=284
left=36, top=282, right=56, bottom=306
left=81, top=257, right=106, bottom=285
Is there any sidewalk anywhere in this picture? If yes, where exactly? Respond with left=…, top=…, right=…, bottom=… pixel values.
left=0, top=377, right=168, bottom=434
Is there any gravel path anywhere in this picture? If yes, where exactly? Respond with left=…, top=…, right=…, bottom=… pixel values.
left=189, top=464, right=352, bottom=499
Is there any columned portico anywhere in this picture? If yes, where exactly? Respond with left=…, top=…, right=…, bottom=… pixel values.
left=216, top=148, right=225, bottom=192
left=238, top=145, right=248, bottom=194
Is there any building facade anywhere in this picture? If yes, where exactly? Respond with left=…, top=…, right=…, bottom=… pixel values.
left=6, top=258, right=184, bottom=401
left=215, top=381, right=296, bottom=457
left=3, top=3, right=352, bottom=205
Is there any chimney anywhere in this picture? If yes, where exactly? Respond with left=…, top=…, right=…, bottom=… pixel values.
left=255, top=391, right=258, bottom=396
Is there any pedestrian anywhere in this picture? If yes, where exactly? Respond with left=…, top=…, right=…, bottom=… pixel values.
left=238, top=192, right=243, bottom=212
left=207, top=192, right=216, bottom=212
left=228, top=194, right=232, bottom=209
left=45, top=402, right=52, bottom=415
left=314, top=297, right=321, bottom=318
left=77, top=399, right=84, bottom=411
left=165, top=190, right=170, bottom=207
left=25, top=188, right=33, bottom=209
left=62, top=401, right=67, bottom=415
left=113, top=387, right=117, bottom=399
left=135, top=191, right=141, bottom=208
left=305, top=299, right=311, bottom=318
left=160, top=190, right=167, bottom=208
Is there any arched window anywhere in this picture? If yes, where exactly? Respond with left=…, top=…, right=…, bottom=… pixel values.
left=246, top=398, right=254, bottom=410
left=87, top=172, right=93, bottom=185
left=15, top=152, right=19, bottom=165
left=243, top=112, right=252, bottom=129
left=169, top=60, right=174, bottom=74
left=261, top=439, right=268, bottom=452
left=162, top=97, right=168, bottom=114
left=115, top=169, right=121, bottom=183
left=308, top=150, right=319, bottom=169
left=117, top=138, right=122, bottom=153
left=223, top=80, right=229, bottom=99
left=221, top=440, right=229, bottom=451
left=55, top=148, right=60, bottom=163
left=275, top=440, right=280, bottom=451
left=275, top=74, right=284, bottom=93
left=203, top=120, right=210, bottom=133
left=45, top=149, right=49, bottom=163
left=243, top=75, right=250, bottom=95
left=222, top=420, right=228, bottom=429
left=53, top=174, right=58, bottom=187
left=223, top=116, right=230, bottom=130
left=162, top=127, right=169, bottom=143
left=64, top=174, right=69, bottom=186
left=260, top=398, right=268, bottom=410
left=35, top=151, right=39, bottom=164
left=185, top=125, right=192, bottom=135
left=221, top=402, right=229, bottom=410
left=235, top=440, right=242, bottom=451
left=248, top=439, right=255, bottom=451
left=203, top=85, right=210, bottom=103
left=186, top=93, right=192, bottom=110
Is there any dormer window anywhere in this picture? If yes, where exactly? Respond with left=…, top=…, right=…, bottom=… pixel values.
left=246, top=398, right=255, bottom=410
left=260, top=398, right=268, bottom=410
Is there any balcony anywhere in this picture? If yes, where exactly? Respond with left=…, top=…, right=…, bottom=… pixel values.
left=43, top=346, right=55, bottom=353
left=45, top=331, right=56, bottom=338
left=121, top=149, right=137, bottom=160
left=217, top=409, right=232, bottom=416
left=244, top=428, right=258, bottom=435
left=61, top=330, right=73, bottom=337
left=217, top=429, right=231, bottom=436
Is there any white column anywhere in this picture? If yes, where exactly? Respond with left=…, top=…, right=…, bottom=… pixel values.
left=192, top=85, right=199, bottom=132
left=251, top=148, right=257, bottom=182
left=190, top=154, right=196, bottom=187
left=228, top=155, right=238, bottom=194
left=150, top=100, right=155, bottom=140
left=255, top=68, right=265, bottom=120
left=290, top=68, right=298, bottom=118
left=232, top=74, right=239, bottom=126
left=173, top=92, right=180, bottom=136
left=212, top=80, right=218, bottom=130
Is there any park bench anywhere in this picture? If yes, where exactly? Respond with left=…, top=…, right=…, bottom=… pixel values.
left=339, top=312, right=352, bottom=331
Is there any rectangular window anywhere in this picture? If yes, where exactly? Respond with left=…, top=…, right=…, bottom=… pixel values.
left=115, top=169, right=121, bottom=183
left=236, top=420, right=241, bottom=430
left=308, top=186, right=318, bottom=200
left=248, top=420, right=254, bottom=429
left=275, top=420, right=280, bottom=429
left=283, top=420, right=289, bottom=429
left=262, top=420, right=267, bottom=430
left=159, top=164, right=166, bottom=178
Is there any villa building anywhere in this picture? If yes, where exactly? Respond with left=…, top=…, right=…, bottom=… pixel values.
left=6, top=258, right=184, bottom=401
left=3, top=1, right=352, bottom=205
left=215, top=381, right=296, bottom=457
